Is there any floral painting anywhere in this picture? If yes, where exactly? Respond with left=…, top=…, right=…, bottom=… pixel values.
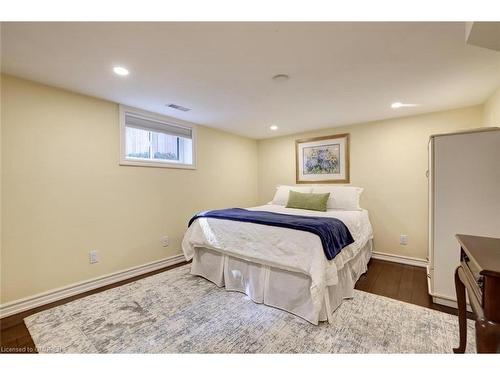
left=303, top=144, right=340, bottom=175
left=296, top=133, right=349, bottom=183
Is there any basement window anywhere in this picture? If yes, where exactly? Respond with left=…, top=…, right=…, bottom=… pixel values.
left=119, top=105, right=196, bottom=169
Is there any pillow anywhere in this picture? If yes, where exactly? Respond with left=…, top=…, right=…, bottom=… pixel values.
left=311, top=186, right=363, bottom=210
left=271, top=185, right=313, bottom=206
left=286, top=191, right=330, bottom=212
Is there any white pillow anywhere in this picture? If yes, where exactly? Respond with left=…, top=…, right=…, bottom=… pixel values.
left=271, top=185, right=313, bottom=206
left=311, top=186, right=363, bottom=210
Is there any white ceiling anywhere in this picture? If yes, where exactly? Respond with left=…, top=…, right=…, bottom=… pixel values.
left=2, top=22, right=500, bottom=139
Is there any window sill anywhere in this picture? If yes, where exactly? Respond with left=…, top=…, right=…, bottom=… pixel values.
left=119, top=159, right=197, bottom=170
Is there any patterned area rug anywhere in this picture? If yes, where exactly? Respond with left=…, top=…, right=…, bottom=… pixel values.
left=25, top=264, right=476, bottom=353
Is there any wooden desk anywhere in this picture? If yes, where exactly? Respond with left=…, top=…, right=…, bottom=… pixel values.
left=454, top=234, right=500, bottom=353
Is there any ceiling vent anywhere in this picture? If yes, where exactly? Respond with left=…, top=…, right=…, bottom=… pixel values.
left=166, top=103, right=191, bottom=112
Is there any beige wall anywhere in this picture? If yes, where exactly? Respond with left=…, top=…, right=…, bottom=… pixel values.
left=483, top=86, right=500, bottom=126
left=1, top=75, right=258, bottom=303
left=1, top=74, right=497, bottom=304
left=0, top=74, right=2, bottom=291
left=257, top=106, right=484, bottom=260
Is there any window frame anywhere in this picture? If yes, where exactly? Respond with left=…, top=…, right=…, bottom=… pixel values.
left=119, top=105, right=197, bottom=170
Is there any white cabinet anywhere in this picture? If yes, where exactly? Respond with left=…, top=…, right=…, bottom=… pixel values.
left=428, top=128, right=500, bottom=308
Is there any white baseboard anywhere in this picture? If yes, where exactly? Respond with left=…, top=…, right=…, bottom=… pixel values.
left=371, top=251, right=428, bottom=268
left=432, top=295, right=458, bottom=309
left=0, top=253, right=186, bottom=319
left=431, top=294, right=473, bottom=313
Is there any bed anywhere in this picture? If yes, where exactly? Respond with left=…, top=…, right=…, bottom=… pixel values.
left=181, top=186, right=373, bottom=325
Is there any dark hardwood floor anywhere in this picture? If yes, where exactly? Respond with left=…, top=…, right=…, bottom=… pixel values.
left=0, top=259, right=462, bottom=354
left=355, top=259, right=463, bottom=316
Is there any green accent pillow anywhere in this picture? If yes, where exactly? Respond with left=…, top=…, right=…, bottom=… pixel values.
left=285, top=191, right=330, bottom=212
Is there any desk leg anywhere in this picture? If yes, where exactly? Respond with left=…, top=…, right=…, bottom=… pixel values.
left=453, top=266, right=467, bottom=353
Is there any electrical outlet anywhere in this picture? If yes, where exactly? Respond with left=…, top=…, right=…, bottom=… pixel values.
left=89, top=250, right=99, bottom=264
left=160, top=236, right=169, bottom=247
left=400, top=234, right=408, bottom=246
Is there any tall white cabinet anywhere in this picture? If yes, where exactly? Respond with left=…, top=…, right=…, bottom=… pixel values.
left=428, top=127, right=500, bottom=308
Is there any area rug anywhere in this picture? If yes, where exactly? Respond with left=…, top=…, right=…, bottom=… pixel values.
left=24, top=264, right=476, bottom=353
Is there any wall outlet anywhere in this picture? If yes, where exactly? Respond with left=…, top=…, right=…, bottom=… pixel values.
left=160, top=235, right=169, bottom=247
left=400, top=234, right=408, bottom=246
left=89, top=250, right=99, bottom=264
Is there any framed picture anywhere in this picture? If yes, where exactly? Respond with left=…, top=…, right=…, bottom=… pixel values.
left=295, top=133, right=350, bottom=184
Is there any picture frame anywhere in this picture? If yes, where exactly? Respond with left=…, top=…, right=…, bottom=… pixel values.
left=295, top=133, right=350, bottom=184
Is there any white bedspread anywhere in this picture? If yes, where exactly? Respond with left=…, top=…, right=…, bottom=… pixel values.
left=182, top=204, right=373, bottom=312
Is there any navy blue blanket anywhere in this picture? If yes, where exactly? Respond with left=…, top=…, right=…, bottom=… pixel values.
left=188, top=208, right=354, bottom=260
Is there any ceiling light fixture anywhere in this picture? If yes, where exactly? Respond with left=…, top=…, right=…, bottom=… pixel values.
left=113, top=66, right=129, bottom=76
left=391, top=102, right=419, bottom=109
left=270, top=125, right=279, bottom=131
left=272, top=74, right=290, bottom=82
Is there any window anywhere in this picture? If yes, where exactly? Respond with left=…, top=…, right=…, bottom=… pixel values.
left=119, top=106, right=196, bottom=169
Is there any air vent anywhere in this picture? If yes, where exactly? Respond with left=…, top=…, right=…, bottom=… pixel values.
left=166, top=103, right=191, bottom=112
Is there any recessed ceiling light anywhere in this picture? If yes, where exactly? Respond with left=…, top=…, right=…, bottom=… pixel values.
left=113, top=66, right=129, bottom=76
left=270, top=125, right=279, bottom=131
left=391, top=102, right=419, bottom=109
left=272, top=74, right=290, bottom=82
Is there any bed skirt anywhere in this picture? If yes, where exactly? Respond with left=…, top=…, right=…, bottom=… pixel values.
left=190, top=240, right=372, bottom=324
